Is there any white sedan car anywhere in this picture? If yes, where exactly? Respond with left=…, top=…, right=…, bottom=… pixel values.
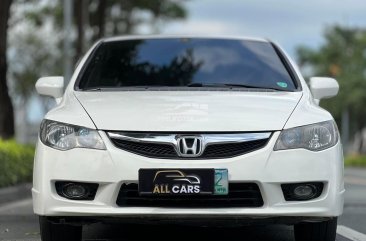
left=33, top=36, right=344, bottom=241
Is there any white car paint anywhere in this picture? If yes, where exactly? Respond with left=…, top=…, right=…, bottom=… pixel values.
left=32, top=36, right=344, bottom=226
left=35, top=76, right=64, bottom=100
left=310, top=77, right=340, bottom=100
left=74, top=91, right=302, bottom=132
left=33, top=130, right=344, bottom=217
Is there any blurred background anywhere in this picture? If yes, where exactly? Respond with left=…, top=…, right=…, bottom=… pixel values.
left=0, top=0, right=366, bottom=187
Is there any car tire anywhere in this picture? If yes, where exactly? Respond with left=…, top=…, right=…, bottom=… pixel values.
left=294, top=218, right=337, bottom=241
left=39, top=216, right=82, bottom=241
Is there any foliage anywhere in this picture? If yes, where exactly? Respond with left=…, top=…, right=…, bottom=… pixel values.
left=8, top=1, right=64, bottom=104
left=0, top=139, right=34, bottom=187
left=297, top=26, right=366, bottom=136
left=8, top=0, right=187, bottom=102
left=87, top=0, right=187, bottom=37
left=345, top=155, right=366, bottom=167
left=9, top=23, right=63, bottom=101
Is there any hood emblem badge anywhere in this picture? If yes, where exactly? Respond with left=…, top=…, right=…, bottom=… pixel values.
left=176, top=136, right=204, bottom=157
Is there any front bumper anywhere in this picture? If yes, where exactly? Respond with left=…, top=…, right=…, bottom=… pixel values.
left=32, top=131, right=344, bottom=219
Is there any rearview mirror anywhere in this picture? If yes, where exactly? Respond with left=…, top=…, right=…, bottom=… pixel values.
left=35, top=76, right=64, bottom=99
left=309, top=77, right=339, bottom=101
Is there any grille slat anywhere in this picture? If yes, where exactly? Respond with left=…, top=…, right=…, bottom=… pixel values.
left=109, top=134, right=270, bottom=159
left=111, top=139, right=177, bottom=157
left=116, top=183, right=264, bottom=208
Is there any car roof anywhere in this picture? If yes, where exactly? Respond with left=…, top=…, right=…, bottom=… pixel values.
left=101, top=34, right=269, bottom=43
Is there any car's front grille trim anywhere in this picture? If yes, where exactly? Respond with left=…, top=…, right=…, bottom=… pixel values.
left=116, top=183, right=264, bottom=208
left=110, top=139, right=177, bottom=158
left=107, top=132, right=272, bottom=159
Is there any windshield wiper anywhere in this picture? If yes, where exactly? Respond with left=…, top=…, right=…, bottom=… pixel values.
left=81, top=87, right=103, bottom=91
left=81, top=86, right=167, bottom=91
left=186, top=83, right=288, bottom=91
left=81, top=84, right=289, bottom=92
left=121, top=85, right=168, bottom=88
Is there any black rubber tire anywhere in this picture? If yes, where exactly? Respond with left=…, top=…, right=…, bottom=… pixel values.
left=39, top=216, right=82, bottom=241
left=294, top=218, right=337, bottom=241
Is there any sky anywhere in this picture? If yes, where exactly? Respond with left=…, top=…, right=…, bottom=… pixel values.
left=160, top=0, right=366, bottom=59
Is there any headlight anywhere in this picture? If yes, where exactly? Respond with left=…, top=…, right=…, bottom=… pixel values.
left=274, top=120, right=339, bottom=151
left=40, top=120, right=106, bottom=151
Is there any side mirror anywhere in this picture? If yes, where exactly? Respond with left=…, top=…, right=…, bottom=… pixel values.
left=35, top=76, right=64, bottom=99
left=309, top=77, right=339, bottom=101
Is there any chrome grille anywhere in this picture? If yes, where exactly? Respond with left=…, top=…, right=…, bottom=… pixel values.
left=110, top=139, right=177, bottom=158
left=107, top=132, right=271, bottom=159
left=201, top=139, right=270, bottom=158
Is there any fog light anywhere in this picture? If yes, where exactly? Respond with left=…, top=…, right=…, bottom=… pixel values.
left=63, top=183, right=88, bottom=199
left=55, top=181, right=99, bottom=200
left=293, top=185, right=316, bottom=199
left=281, top=182, right=323, bottom=201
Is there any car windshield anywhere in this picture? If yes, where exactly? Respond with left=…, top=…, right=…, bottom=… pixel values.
left=77, top=38, right=297, bottom=91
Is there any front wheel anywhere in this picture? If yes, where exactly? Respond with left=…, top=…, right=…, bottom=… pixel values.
left=39, top=216, right=82, bottom=241
left=294, top=218, right=337, bottom=241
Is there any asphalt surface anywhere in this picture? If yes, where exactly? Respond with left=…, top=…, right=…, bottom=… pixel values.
left=1, top=168, right=365, bottom=241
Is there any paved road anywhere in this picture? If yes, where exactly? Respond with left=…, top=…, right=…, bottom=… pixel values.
left=1, top=168, right=366, bottom=241
left=339, top=168, right=366, bottom=234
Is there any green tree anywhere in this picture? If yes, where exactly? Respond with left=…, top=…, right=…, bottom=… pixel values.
left=10, top=0, right=187, bottom=103
left=76, top=0, right=187, bottom=60
left=297, top=26, right=366, bottom=152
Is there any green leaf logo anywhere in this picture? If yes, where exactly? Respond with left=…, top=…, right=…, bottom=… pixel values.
left=277, top=82, right=288, bottom=88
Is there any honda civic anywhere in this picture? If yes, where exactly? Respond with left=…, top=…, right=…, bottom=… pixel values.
left=33, top=36, right=344, bottom=241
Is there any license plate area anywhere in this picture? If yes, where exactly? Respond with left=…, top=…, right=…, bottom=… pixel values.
left=139, top=169, right=228, bottom=196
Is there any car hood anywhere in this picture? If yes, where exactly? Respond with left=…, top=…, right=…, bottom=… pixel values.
left=74, top=91, right=302, bottom=132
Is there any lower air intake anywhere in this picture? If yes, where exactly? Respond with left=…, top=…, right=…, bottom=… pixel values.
left=116, top=183, right=264, bottom=208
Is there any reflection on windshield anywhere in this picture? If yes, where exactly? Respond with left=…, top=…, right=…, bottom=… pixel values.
left=78, top=38, right=296, bottom=91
